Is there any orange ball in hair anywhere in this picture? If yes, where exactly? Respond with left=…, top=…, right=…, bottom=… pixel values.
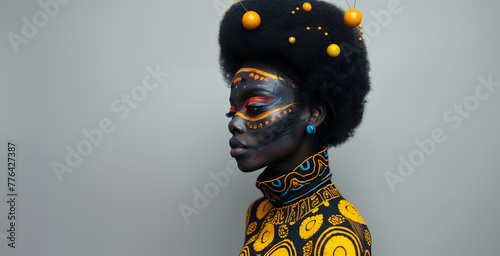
left=242, top=11, right=261, bottom=30
left=344, top=9, right=362, bottom=28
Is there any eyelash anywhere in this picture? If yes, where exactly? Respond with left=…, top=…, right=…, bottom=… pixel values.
left=246, top=104, right=264, bottom=112
left=226, top=105, right=237, bottom=118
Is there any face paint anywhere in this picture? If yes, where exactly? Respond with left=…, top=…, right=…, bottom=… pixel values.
left=227, top=68, right=298, bottom=131
left=228, top=61, right=311, bottom=173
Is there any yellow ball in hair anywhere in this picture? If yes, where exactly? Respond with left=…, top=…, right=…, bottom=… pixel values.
left=327, top=44, right=341, bottom=57
left=302, top=3, right=312, bottom=12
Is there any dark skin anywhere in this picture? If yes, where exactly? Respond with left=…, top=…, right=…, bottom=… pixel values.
left=227, top=60, right=325, bottom=175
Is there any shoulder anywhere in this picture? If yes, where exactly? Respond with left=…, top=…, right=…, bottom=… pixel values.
left=303, top=197, right=371, bottom=255
left=242, top=197, right=273, bottom=244
left=247, top=197, right=269, bottom=213
left=245, top=197, right=273, bottom=226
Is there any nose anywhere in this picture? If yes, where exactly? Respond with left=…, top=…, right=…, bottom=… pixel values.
left=228, top=116, right=246, bottom=134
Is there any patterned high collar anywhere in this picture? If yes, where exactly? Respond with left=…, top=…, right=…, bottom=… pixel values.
left=256, top=147, right=332, bottom=207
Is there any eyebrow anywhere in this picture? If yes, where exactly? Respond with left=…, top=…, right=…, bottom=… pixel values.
left=240, top=85, right=274, bottom=97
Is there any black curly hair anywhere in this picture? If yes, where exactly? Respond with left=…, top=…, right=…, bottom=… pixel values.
left=219, top=0, right=370, bottom=147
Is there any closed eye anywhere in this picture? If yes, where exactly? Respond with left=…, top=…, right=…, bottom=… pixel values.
left=244, top=96, right=274, bottom=112
left=226, top=96, right=275, bottom=117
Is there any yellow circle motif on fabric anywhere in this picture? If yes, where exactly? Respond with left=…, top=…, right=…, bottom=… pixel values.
left=266, top=239, right=297, bottom=256
left=239, top=246, right=250, bottom=256
left=338, top=200, right=366, bottom=224
left=247, top=222, right=258, bottom=235
left=324, top=235, right=357, bottom=256
left=253, top=224, right=275, bottom=252
left=328, top=215, right=345, bottom=226
left=299, top=214, right=324, bottom=239
left=313, top=227, right=362, bottom=256
left=271, top=247, right=290, bottom=255
left=256, top=200, right=273, bottom=220
left=303, top=240, right=313, bottom=256
left=278, top=224, right=289, bottom=238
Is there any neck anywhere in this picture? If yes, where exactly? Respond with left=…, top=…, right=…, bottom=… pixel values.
left=270, top=140, right=319, bottom=176
left=256, top=147, right=332, bottom=207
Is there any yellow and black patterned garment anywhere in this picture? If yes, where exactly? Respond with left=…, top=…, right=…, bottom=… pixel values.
left=240, top=148, right=371, bottom=256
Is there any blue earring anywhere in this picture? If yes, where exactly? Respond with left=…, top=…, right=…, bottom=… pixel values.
left=306, top=124, right=316, bottom=135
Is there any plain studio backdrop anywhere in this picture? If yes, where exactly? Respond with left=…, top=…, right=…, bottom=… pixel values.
left=1, top=0, right=499, bottom=255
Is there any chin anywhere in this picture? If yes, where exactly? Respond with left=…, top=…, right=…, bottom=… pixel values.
left=236, top=158, right=266, bottom=173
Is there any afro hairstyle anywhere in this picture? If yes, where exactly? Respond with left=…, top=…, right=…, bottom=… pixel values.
left=218, top=0, right=370, bottom=148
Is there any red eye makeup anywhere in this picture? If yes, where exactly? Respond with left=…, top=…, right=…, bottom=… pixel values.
left=226, top=105, right=238, bottom=117
left=244, top=96, right=274, bottom=111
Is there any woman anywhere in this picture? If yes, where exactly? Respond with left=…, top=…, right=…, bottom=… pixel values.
left=219, top=0, right=371, bottom=255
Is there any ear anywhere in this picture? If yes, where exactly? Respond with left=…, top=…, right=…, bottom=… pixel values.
left=307, top=105, right=326, bottom=127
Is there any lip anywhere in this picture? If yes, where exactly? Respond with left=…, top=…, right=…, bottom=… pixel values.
left=229, top=138, right=249, bottom=157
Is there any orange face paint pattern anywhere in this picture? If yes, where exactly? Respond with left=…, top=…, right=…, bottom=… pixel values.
left=232, top=68, right=298, bottom=88
left=236, top=104, right=295, bottom=130
left=229, top=68, right=298, bottom=130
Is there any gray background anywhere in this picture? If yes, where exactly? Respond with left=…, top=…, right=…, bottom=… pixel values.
left=1, top=0, right=499, bottom=255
